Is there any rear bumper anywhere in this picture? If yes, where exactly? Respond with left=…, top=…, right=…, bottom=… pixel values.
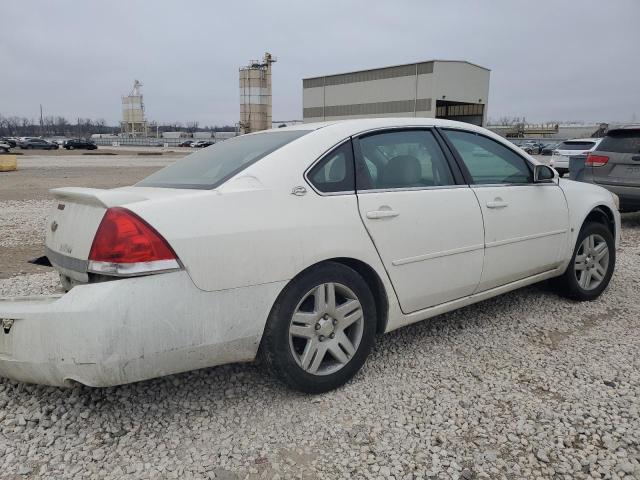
left=550, top=156, right=569, bottom=169
left=0, top=271, right=285, bottom=387
left=578, top=168, right=640, bottom=210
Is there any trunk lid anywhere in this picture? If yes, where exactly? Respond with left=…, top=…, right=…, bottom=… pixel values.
left=45, top=188, right=151, bottom=282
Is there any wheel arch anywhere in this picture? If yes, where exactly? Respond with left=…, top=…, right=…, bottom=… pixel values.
left=274, top=257, right=390, bottom=335
left=582, top=205, right=616, bottom=237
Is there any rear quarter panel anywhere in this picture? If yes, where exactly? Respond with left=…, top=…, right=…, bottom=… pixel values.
left=126, top=127, right=398, bottom=328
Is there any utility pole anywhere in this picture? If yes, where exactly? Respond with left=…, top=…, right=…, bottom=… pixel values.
left=40, top=104, right=44, bottom=136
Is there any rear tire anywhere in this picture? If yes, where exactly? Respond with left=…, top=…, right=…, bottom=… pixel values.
left=260, top=262, right=377, bottom=393
left=554, top=222, right=615, bottom=301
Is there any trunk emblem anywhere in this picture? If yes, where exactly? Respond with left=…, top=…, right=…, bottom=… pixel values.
left=51, top=221, right=58, bottom=232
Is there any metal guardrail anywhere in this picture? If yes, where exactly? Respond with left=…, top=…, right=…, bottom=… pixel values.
left=92, top=137, right=185, bottom=147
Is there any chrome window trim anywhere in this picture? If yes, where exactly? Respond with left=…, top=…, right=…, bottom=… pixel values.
left=470, top=182, right=558, bottom=188
left=357, top=184, right=470, bottom=194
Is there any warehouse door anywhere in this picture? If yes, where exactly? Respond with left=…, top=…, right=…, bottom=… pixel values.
left=435, top=100, right=484, bottom=126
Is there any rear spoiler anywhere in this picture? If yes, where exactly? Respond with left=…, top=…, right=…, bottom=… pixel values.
left=50, top=187, right=148, bottom=208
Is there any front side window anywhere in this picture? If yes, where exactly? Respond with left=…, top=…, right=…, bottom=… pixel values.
left=356, top=130, right=455, bottom=190
left=307, top=141, right=354, bottom=193
left=138, top=130, right=310, bottom=189
left=442, top=129, right=532, bottom=184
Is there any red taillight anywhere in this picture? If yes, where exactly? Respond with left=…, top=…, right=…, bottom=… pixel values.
left=88, top=207, right=180, bottom=276
left=585, top=154, right=609, bottom=167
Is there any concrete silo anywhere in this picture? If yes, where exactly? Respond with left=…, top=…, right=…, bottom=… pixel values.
left=121, top=80, right=148, bottom=137
left=239, top=53, right=276, bottom=134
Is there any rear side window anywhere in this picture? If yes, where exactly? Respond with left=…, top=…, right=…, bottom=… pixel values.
left=598, top=130, right=640, bottom=154
left=308, top=141, right=355, bottom=193
left=138, top=130, right=310, bottom=189
left=558, top=141, right=596, bottom=150
left=356, top=130, right=455, bottom=190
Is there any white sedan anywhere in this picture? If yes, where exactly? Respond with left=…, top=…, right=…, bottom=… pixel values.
left=549, top=138, right=602, bottom=176
left=0, top=118, right=620, bottom=393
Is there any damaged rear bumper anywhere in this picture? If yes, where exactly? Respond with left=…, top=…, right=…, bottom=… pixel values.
left=0, top=271, right=285, bottom=387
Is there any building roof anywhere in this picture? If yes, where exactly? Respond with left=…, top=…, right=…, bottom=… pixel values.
left=303, top=59, right=490, bottom=82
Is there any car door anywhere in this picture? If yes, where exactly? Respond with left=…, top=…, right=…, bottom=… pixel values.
left=440, top=128, right=569, bottom=292
left=353, top=129, right=485, bottom=314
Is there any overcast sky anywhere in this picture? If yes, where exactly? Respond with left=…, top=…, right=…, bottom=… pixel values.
left=1, top=0, right=638, bottom=126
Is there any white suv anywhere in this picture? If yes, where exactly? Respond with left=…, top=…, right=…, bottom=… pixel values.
left=550, top=138, right=602, bottom=176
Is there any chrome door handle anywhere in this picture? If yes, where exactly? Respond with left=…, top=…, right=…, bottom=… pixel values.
left=486, top=201, right=508, bottom=209
left=366, top=210, right=399, bottom=219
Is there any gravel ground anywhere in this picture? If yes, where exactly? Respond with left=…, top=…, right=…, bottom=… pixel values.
left=0, top=212, right=639, bottom=479
left=0, top=200, right=51, bottom=248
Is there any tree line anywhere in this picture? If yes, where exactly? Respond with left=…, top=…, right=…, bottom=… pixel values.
left=0, top=114, right=237, bottom=138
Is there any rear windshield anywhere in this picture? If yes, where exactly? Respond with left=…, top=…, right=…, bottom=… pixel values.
left=558, top=141, right=596, bottom=150
left=598, top=130, right=640, bottom=154
left=138, top=130, right=310, bottom=189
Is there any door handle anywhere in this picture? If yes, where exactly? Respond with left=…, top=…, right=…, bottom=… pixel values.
left=366, top=210, right=399, bottom=219
left=486, top=200, right=508, bottom=209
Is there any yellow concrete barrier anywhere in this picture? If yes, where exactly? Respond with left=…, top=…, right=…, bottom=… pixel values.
left=0, top=155, right=17, bottom=172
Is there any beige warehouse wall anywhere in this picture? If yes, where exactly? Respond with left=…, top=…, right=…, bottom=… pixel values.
left=323, top=75, right=417, bottom=106
left=303, top=87, right=324, bottom=108
left=432, top=62, right=490, bottom=105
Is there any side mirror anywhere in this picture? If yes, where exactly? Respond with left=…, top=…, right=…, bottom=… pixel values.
left=533, top=164, right=556, bottom=183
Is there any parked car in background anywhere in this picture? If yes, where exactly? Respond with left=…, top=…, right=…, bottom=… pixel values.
left=19, top=138, right=58, bottom=150
left=0, top=118, right=620, bottom=392
left=577, top=125, right=640, bottom=212
left=64, top=139, right=97, bottom=150
left=519, top=141, right=543, bottom=155
left=192, top=140, right=214, bottom=148
left=0, top=141, right=11, bottom=153
left=179, top=140, right=194, bottom=147
left=541, top=143, right=559, bottom=155
left=550, top=138, right=602, bottom=176
left=1, top=137, right=17, bottom=148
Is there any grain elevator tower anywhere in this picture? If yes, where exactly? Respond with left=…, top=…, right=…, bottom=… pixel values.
left=239, top=52, right=276, bottom=134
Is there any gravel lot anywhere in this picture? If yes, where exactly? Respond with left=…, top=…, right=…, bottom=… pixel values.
left=0, top=154, right=639, bottom=479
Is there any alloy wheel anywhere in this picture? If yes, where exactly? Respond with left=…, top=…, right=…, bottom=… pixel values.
left=574, top=233, right=609, bottom=290
left=288, top=282, right=364, bottom=376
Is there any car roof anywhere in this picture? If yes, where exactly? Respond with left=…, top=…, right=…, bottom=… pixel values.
left=607, top=124, right=640, bottom=134
left=560, top=138, right=601, bottom=143
left=274, top=117, right=492, bottom=137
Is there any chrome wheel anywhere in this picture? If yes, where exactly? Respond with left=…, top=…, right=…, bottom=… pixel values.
left=288, top=282, right=364, bottom=376
left=574, top=233, right=609, bottom=290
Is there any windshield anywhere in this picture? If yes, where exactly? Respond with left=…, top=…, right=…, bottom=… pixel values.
left=137, top=130, right=310, bottom=189
left=557, top=141, right=596, bottom=151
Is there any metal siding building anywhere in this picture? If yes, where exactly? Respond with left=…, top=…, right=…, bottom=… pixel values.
left=303, top=60, right=490, bottom=126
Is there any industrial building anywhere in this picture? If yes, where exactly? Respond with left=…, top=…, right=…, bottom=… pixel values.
left=303, top=60, right=490, bottom=126
left=239, top=53, right=276, bottom=134
left=121, top=80, right=148, bottom=137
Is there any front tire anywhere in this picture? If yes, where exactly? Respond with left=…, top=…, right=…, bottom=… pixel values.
left=260, top=262, right=377, bottom=393
left=555, top=222, right=615, bottom=301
